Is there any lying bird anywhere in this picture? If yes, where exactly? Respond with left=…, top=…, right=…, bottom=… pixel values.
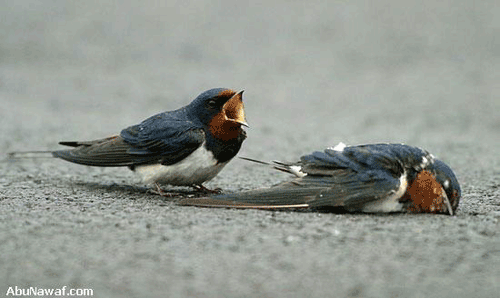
left=8, top=88, right=248, bottom=192
left=179, top=143, right=461, bottom=215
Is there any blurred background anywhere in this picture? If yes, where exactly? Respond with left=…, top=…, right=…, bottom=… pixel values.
left=2, top=0, right=498, bottom=156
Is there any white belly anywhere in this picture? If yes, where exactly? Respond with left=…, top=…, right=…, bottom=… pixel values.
left=361, top=173, right=408, bottom=213
left=135, top=145, right=228, bottom=186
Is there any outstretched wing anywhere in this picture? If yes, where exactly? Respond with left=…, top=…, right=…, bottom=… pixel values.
left=179, top=168, right=403, bottom=211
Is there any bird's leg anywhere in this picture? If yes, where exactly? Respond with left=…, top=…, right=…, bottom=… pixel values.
left=193, top=184, right=222, bottom=194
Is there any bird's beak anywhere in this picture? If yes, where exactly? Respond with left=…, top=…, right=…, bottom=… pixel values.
left=223, top=90, right=248, bottom=127
left=442, top=192, right=454, bottom=216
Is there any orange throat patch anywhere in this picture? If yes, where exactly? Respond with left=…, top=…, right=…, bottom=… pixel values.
left=209, top=114, right=244, bottom=141
left=403, top=170, right=448, bottom=214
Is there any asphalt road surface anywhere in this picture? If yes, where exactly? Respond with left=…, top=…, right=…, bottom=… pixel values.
left=1, top=1, right=499, bottom=297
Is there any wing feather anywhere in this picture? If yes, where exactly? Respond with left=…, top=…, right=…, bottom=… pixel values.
left=53, top=112, right=206, bottom=167
left=179, top=170, right=401, bottom=211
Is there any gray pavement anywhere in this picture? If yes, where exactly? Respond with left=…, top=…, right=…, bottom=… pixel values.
left=1, top=1, right=499, bottom=297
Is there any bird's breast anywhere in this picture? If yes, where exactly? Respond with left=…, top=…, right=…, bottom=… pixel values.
left=361, top=173, right=408, bottom=213
left=135, top=144, right=227, bottom=186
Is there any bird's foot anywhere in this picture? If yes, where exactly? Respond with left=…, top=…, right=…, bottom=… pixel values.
left=193, top=185, right=222, bottom=194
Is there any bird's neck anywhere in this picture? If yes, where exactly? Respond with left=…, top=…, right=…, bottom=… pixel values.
left=205, top=127, right=246, bottom=164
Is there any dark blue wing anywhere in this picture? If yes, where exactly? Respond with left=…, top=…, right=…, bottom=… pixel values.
left=120, top=112, right=205, bottom=166
left=301, top=143, right=428, bottom=176
left=52, top=112, right=205, bottom=167
left=179, top=167, right=401, bottom=211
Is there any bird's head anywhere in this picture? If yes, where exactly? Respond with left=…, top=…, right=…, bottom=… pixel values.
left=429, top=159, right=461, bottom=214
left=189, top=88, right=248, bottom=140
left=404, top=158, right=461, bottom=215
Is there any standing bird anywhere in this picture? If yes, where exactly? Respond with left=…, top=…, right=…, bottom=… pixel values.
left=179, top=143, right=461, bottom=215
left=10, top=88, right=248, bottom=192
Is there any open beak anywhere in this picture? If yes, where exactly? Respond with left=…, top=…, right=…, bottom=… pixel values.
left=222, top=90, right=248, bottom=127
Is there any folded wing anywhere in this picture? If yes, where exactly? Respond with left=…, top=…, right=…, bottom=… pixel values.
left=53, top=113, right=205, bottom=167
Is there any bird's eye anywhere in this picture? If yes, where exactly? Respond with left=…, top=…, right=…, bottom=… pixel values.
left=207, top=99, right=218, bottom=108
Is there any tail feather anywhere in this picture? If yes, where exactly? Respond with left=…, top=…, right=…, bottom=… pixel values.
left=238, top=156, right=272, bottom=166
left=8, top=135, right=158, bottom=167
left=58, top=141, right=82, bottom=147
left=239, top=156, right=304, bottom=177
left=178, top=186, right=316, bottom=209
left=7, top=151, right=53, bottom=159
left=51, top=135, right=140, bottom=167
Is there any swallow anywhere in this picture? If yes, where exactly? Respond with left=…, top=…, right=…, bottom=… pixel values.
left=179, top=143, right=461, bottom=215
left=10, top=88, right=248, bottom=192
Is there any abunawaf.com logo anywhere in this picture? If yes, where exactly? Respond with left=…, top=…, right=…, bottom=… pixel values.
left=6, top=286, right=93, bottom=296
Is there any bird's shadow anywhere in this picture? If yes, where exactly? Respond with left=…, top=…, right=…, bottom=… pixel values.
left=66, top=182, right=354, bottom=212
left=66, top=182, right=444, bottom=216
left=71, top=181, right=209, bottom=199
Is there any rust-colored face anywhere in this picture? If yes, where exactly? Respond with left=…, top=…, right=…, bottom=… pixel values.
left=209, top=90, right=248, bottom=141
left=404, top=170, right=453, bottom=215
